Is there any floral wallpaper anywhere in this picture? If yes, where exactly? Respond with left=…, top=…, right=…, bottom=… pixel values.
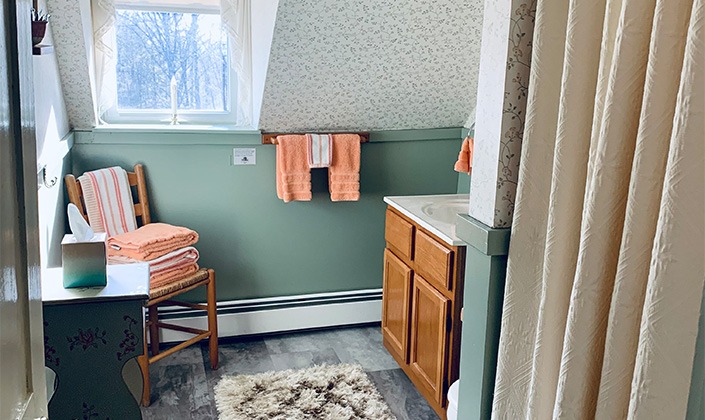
left=469, top=0, right=536, bottom=228
left=494, top=1, right=536, bottom=227
left=259, top=0, right=485, bottom=131
left=46, top=0, right=96, bottom=129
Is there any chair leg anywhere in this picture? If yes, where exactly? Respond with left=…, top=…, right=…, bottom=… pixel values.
left=138, top=327, right=151, bottom=406
left=207, top=269, right=218, bottom=370
left=148, top=304, right=160, bottom=356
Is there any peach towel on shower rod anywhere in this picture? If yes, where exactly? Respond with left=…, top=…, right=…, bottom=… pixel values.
left=276, top=135, right=312, bottom=202
left=329, top=134, right=361, bottom=202
left=454, top=136, right=474, bottom=174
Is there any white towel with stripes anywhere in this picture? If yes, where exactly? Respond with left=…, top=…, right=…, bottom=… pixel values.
left=78, top=167, right=138, bottom=237
left=306, top=133, right=332, bottom=168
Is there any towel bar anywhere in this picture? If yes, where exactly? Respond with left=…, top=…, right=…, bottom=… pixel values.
left=262, top=132, right=370, bottom=145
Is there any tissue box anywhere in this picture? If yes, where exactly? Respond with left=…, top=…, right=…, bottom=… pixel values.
left=61, top=233, right=107, bottom=288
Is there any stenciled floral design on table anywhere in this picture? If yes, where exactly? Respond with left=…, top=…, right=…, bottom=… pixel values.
left=117, top=315, right=139, bottom=361
left=44, top=321, right=60, bottom=367
left=494, top=0, right=537, bottom=228
left=67, top=328, right=108, bottom=351
left=81, top=402, right=105, bottom=420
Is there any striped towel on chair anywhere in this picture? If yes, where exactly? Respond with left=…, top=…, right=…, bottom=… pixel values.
left=78, top=167, right=138, bottom=237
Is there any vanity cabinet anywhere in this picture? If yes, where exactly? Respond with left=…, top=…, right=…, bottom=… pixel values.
left=382, top=206, right=465, bottom=419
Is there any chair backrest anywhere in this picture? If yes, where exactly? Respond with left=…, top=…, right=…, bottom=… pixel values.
left=64, top=164, right=152, bottom=229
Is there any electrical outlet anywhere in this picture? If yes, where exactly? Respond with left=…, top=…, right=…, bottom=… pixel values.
left=233, top=148, right=256, bottom=165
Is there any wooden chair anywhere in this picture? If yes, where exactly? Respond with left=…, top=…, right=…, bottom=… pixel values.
left=65, top=164, right=218, bottom=406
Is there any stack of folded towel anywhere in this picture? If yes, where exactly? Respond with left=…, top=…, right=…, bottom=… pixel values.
left=106, top=223, right=201, bottom=289
left=78, top=167, right=202, bottom=289
left=275, top=133, right=361, bottom=202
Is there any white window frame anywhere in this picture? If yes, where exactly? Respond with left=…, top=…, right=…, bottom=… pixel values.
left=104, top=2, right=238, bottom=125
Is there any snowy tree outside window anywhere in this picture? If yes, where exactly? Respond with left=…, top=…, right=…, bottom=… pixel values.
left=111, top=6, right=235, bottom=122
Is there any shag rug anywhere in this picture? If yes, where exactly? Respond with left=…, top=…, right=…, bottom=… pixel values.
left=214, top=363, right=397, bottom=420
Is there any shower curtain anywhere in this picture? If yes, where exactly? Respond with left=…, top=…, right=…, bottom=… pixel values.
left=491, top=0, right=704, bottom=418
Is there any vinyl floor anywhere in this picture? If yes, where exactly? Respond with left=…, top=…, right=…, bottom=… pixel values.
left=140, top=324, right=439, bottom=420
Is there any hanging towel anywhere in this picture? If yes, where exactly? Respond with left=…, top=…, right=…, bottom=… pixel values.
left=276, top=135, right=312, bottom=202
left=109, top=246, right=200, bottom=287
left=329, top=134, right=361, bottom=201
left=306, top=133, right=333, bottom=168
left=107, top=222, right=199, bottom=261
left=454, top=136, right=474, bottom=174
left=78, top=166, right=138, bottom=237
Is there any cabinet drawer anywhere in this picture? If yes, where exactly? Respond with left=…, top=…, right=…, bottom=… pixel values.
left=385, top=209, right=414, bottom=262
left=414, top=230, right=453, bottom=292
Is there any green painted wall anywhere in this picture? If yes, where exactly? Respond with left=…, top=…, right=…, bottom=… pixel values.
left=71, top=129, right=463, bottom=302
left=455, top=214, right=509, bottom=420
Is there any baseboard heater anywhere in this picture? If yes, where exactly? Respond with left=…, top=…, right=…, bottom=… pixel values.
left=155, top=288, right=383, bottom=343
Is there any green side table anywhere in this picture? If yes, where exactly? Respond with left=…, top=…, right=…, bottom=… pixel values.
left=42, top=263, right=149, bottom=420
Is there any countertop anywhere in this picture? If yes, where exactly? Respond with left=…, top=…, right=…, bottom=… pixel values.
left=383, top=194, right=469, bottom=246
left=42, top=263, right=150, bottom=305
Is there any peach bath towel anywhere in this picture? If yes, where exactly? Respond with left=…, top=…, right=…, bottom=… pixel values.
left=276, top=135, right=312, bottom=202
left=454, top=136, right=474, bottom=174
left=107, top=223, right=199, bottom=261
left=329, top=134, right=361, bottom=201
left=109, top=246, right=200, bottom=286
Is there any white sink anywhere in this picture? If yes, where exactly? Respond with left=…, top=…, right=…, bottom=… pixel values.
left=421, top=198, right=468, bottom=224
left=384, top=194, right=469, bottom=246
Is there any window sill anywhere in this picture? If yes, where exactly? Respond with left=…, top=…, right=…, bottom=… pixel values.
left=93, top=123, right=258, bottom=134
left=76, top=124, right=262, bottom=145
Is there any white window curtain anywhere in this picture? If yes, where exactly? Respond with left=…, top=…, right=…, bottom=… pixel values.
left=220, top=0, right=253, bottom=127
left=89, top=0, right=117, bottom=125
left=83, top=0, right=252, bottom=126
left=492, top=0, right=704, bottom=418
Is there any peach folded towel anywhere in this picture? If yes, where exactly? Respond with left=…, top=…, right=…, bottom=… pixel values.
left=107, top=223, right=199, bottom=261
left=276, top=135, right=312, bottom=202
left=149, top=263, right=199, bottom=289
left=109, top=246, right=200, bottom=285
left=454, top=136, right=474, bottom=174
left=329, top=134, right=361, bottom=201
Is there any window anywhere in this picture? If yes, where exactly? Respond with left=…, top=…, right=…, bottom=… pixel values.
left=105, top=3, right=236, bottom=124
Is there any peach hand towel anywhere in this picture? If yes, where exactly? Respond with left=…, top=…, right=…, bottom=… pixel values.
left=329, top=134, right=361, bottom=201
left=109, top=246, right=200, bottom=284
left=454, top=137, right=474, bottom=174
left=107, top=223, right=199, bottom=261
left=276, top=135, right=312, bottom=202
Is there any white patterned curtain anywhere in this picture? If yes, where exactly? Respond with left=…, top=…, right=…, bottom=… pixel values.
left=83, top=0, right=252, bottom=125
left=86, top=0, right=117, bottom=125
left=220, top=0, right=253, bottom=127
left=492, top=0, right=704, bottom=418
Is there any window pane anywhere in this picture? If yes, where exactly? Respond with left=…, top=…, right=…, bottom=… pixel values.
left=115, top=9, right=229, bottom=112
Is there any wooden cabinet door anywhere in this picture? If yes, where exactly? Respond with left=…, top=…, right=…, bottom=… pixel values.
left=382, top=249, right=412, bottom=363
left=409, top=274, right=450, bottom=405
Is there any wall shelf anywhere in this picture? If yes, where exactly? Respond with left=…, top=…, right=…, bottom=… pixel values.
left=32, top=44, right=54, bottom=55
